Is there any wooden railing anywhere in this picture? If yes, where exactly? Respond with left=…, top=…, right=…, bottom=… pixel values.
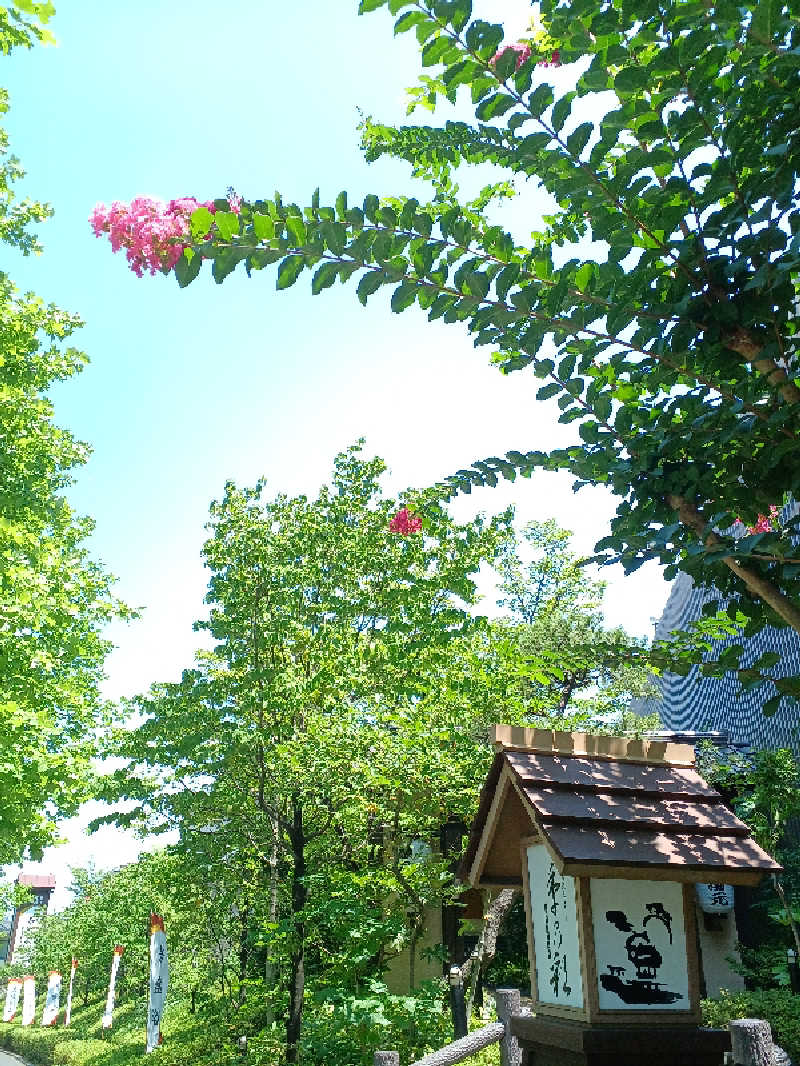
left=375, top=995, right=788, bottom=1066
left=374, top=988, right=521, bottom=1066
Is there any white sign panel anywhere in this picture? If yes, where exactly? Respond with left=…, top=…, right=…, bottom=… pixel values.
left=591, top=879, right=688, bottom=1011
left=527, top=844, right=583, bottom=1008
left=146, top=914, right=168, bottom=1053
left=101, top=945, right=124, bottom=1029
left=65, top=958, right=78, bottom=1026
left=3, top=978, right=22, bottom=1022
left=41, top=971, right=61, bottom=1026
left=21, top=975, right=35, bottom=1026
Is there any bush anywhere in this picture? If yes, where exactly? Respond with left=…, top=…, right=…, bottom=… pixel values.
left=702, top=989, right=800, bottom=1063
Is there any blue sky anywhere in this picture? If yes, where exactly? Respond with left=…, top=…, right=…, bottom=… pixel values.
left=4, top=0, right=670, bottom=901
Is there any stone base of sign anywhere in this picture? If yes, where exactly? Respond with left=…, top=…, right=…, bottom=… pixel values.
left=510, top=1015, right=731, bottom=1066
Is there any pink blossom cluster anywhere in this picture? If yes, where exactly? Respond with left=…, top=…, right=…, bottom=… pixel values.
left=489, top=43, right=561, bottom=72
left=736, top=505, right=780, bottom=535
left=389, top=507, right=423, bottom=535
left=89, top=197, right=212, bottom=277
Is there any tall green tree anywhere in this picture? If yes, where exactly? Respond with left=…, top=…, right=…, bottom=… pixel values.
left=0, top=1, right=126, bottom=863
left=98, top=445, right=511, bottom=1063
left=100, top=0, right=800, bottom=709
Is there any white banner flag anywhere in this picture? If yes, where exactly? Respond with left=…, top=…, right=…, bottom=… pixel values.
left=3, top=978, right=22, bottom=1022
left=21, top=975, right=35, bottom=1026
left=64, top=957, right=78, bottom=1026
left=101, top=945, right=124, bottom=1029
left=41, top=971, right=61, bottom=1026
left=146, top=914, right=168, bottom=1053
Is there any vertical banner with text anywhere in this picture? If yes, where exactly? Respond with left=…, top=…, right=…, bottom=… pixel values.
left=65, top=957, right=78, bottom=1026
left=101, top=945, right=124, bottom=1029
left=41, top=971, right=61, bottom=1026
left=3, top=977, right=22, bottom=1022
left=146, top=913, right=168, bottom=1053
left=21, top=976, right=35, bottom=1026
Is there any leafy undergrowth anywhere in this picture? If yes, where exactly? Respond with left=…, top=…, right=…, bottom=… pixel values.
left=702, top=989, right=800, bottom=1064
left=0, top=988, right=498, bottom=1066
left=0, top=995, right=236, bottom=1066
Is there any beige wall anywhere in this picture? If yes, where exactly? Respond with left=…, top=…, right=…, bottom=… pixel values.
left=384, top=905, right=443, bottom=995
left=696, top=901, right=744, bottom=998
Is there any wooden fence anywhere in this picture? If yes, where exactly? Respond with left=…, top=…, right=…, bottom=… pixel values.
left=374, top=992, right=786, bottom=1066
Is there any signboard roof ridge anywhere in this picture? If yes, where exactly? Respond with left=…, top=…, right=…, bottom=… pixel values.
left=490, top=725, right=696, bottom=767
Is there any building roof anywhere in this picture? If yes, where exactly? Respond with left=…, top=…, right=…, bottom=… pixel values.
left=18, top=873, right=56, bottom=890
left=460, top=726, right=781, bottom=888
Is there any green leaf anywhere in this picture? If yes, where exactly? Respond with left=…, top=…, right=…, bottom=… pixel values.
left=527, top=83, right=554, bottom=118
left=357, top=270, right=385, bottom=305
left=476, top=93, right=516, bottom=120
left=537, top=382, right=561, bottom=400
left=312, top=262, right=339, bottom=294
left=276, top=254, right=306, bottom=290
left=391, top=280, right=417, bottom=312
left=566, top=122, right=593, bottom=157
left=394, top=10, right=427, bottom=32
left=174, top=249, right=203, bottom=288
left=551, top=93, right=574, bottom=133
left=285, top=215, right=307, bottom=245
left=215, top=211, right=240, bottom=241
left=252, top=213, right=275, bottom=240
left=189, top=207, right=215, bottom=240
left=422, top=35, right=453, bottom=66
left=614, top=66, right=649, bottom=93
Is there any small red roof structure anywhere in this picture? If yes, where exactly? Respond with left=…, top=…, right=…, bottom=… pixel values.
left=460, top=726, right=780, bottom=888
left=18, top=873, right=56, bottom=890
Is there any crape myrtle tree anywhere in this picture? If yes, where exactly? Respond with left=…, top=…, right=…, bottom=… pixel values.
left=97, top=445, right=512, bottom=1063
left=95, top=0, right=800, bottom=711
left=0, top=1, right=125, bottom=863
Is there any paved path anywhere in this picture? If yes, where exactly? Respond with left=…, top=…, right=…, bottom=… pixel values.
left=0, top=1049, right=30, bottom=1066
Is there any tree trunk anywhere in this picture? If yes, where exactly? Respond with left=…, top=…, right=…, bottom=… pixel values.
left=463, top=889, right=519, bottom=1019
left=667, top=494, right=800, bottom=634
left=238, top=903, right=249, bottom=1005
left=264, top=813, right=280, bottom=1021
left=285, top=799, right=306, bottom=1065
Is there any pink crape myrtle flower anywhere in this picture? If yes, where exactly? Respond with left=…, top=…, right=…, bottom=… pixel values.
left=389, top=507, right=423, bottom=535
left=490, top=42, right=532, bottom=72
left=736, top=504, right=781, bottom=535
left=489, top=42, right=561, bottom=73
left=89, top=196, right=215, bottom=277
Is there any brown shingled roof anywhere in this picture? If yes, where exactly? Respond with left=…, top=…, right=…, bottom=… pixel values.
left=460, top=727, right=780, bottom=888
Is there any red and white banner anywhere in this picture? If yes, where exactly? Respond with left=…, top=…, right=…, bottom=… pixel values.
left=101, top=945, right=124, bottom=1029
left=3, top=977, right=22, bottom=1022
left=64, top=957, right=78, bottom=1026
left=41, top=971, right=61, bottom=1026
left=146, top=914, right=168, bottom=1053
left=21, top=975, right=35, bottom=1026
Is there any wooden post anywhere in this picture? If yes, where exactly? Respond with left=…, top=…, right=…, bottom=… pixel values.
left=729, top=1019, right=775, bottom=1066
left=374, top=1053, right=400, bottom=1066
left=494, top=987, right=521, bottom=1066
left=449, top=965, right=468, bottom=1040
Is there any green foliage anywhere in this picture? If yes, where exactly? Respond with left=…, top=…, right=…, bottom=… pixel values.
left=0, top=2, right=127, bottom=863
left=167, top=0, right=800, bottom=707
left=702, top=989, right=800, bottom=1063
left=0, top=996, right=238, bottom=1066
left=16, top=853, right=228, bottom=1009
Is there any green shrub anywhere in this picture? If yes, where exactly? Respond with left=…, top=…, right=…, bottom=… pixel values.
left=52, top=1038, right=108, bottom=1065
left=702, top=989, right=800, bottom=1062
